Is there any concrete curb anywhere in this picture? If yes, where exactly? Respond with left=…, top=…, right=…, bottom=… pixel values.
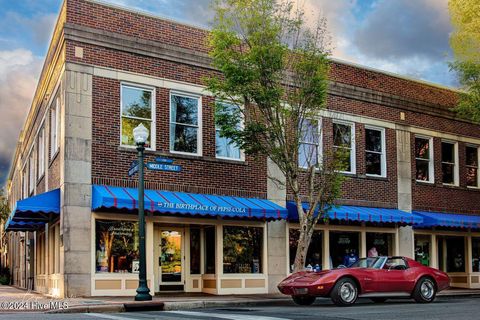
left=46, top=304, right=125, bottom=314
left=162, top=298, right=292, bottom=311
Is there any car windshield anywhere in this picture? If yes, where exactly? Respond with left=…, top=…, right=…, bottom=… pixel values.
left=348, top=257, right=386, bottom=269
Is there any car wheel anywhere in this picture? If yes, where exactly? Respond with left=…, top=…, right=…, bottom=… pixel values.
left=413, top=277, right=437, bottom=303
left=370, top=297, right=387, bottom=303
left=292, top=295, right=316, bottom=306
left=330, top=278, right=358, bottom=306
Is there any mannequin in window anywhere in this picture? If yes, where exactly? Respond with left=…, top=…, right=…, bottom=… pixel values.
left=96, top=239, right=108, bottom=272
left=454, top=253, right=464, bottom=271
left=343, top=249, right=359, bottom=267
left=368, top=246, right=378, bottom=257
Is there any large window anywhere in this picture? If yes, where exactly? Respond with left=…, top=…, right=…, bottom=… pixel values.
left=95, top=220, right=139, bottom=273
left=289, top=229, right=323, bottom=271
left=472, top=237, right=480, bottom=272
left=415, top=136, right=433, bottom=182
left=28, top=151, right=35, bottom=195
left=37, top=126, right=45, bottom=179
left=216, top=103, right=242, bottom=160
left=365, top=127, right=386, bottom=177
left=437, top=236, right=465, bottom=273
left=121, top=84, right=154, bottom=148
left=466, top=146, right=479, bottom=188
left=223, top=226, right=263, bottom=274
left=366, top=233, right=393, bottom=257
left=190, top=228, right=201, bottom=274
left=50, top=96, right=60, bottom=158
left=414, top=234, right=431, bottom=266
left=170, top=92, right=201, bottom=155
left=441, top=141, right=458, bottom=185
left=299, top=119, right=321, bottom=168
left=204, top=226, right=215, bottom=274
left=333, top=121, right=355, bottom=174
left=329, top=231, right=359, bottom=268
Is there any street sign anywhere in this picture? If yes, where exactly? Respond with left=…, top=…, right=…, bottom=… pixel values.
left=128, top=160, right=139, bottom=177
left=155, top=157, right=174, bottom=164
left=146, top=162, right=182, bottom=172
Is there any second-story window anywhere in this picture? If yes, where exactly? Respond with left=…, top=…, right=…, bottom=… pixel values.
left=299, top=119, right=321, bottom=168
left=441, top=141, right=458, bottom=185
left=170, top=92, right=201, bottom=155
left=121, top=84, right=154, bottom=148
left=29, top=151, right=35, bottom=195
left=215, top=102, right=242, bottom=160
left=37, top=126, right=45, bottom=179
left=365, top=127, right=386, bottom=177
left=415, top=136, right=433, bottom=182
left=22, top=167, right=28, bottom=199
left=50, top=96, right=60, bottom=159
left=333, top=121, right=355, bottom=174
left=466, top=145, right=479, bottom=188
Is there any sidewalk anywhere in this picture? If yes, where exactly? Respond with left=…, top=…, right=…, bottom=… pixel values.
left=0, top=285, right=479, bottom=314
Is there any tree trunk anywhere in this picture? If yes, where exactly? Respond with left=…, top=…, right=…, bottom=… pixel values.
left=293, top=225, right=314, bottom=272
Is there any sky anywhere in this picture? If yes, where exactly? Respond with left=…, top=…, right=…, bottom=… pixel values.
left=0, top=0, right=457, bottom=187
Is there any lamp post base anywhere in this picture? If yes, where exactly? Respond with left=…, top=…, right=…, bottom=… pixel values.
left=135, top=286, right=152, bottom=301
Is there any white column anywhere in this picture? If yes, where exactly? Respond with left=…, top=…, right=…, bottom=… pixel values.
left=430, top=234, right=438, bottom=268
left=322, top=229, right=330, bottom=269
left=215, top=224, right=223, bottom=293
left=360, top=230, right=367, bottom=258
left=466, top=235, right=473, bottom=288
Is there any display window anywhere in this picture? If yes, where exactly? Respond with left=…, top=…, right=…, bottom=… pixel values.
left=329, top=231, right=360, bottom=268
left=95, top=220, right=139, bottom=273
left=289, top=229, right=323, bottom=271
left=366, top=232, right=393, bottom=257
left=414, top=234, right=431, bottom=266
left=190, top=228, right=201, bottom=274
left=204, top=226, right=216, bottom=274
left=438, top=236, right=465, bottom=273
left=223, top=226, right=263, bottom=274
left=472, top=237, right=480, bottom=272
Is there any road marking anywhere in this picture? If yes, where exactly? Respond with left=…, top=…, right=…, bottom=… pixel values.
left=165, top=310, right=291, bottom=320
left=85, top=313, right=138, bottom=320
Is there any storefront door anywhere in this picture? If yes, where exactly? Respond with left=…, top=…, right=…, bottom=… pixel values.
left=158, top=229, right=184, bottom=291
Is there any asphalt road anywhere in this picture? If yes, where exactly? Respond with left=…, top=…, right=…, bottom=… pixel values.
left=0, top=296, right=480, bottom=320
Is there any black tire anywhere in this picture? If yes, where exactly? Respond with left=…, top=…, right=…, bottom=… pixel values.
left=370, top=297, right=388, bottom=303
left=292, top=295, right=316, bottom=306
left=412, top=277, right=437, bottom=303
left=330, top=278, right=358, bottom=306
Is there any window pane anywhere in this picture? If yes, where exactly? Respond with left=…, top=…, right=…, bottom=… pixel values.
left=366, top=152, right=381, bottom=175
left=301, top=119, right=319, bottom=144
left=473, top=237, right=480, bottom=272
left=416, top=159, right=430, bottom=181
left=466, top=146, right=478, bottom=166
left=365, top=129, right=382, bottom=152
left=204, top=226, right=215, bottom=274
left=171, top=95, right=198, bottom=125
left=441, top=142, right=454, bottom=163
left=95, top=220, right=139, bottom=273
left=289, top=229, right=323, bottom=271
left=299, top=143, right=318, bottom=167
left=415, top=234, right=431, bottom=266
left=467, top=167, right=478, bottom=187
left=333, top=123, right=351, bottom=147
left=223, top=226, right=263, bottom=274
left=216, top=130, right=241, bottom=159
left=334, top=147, right=351, bottom=172
left=415, top=138, right=430, bottom=159
left=122, top=86, right=152, bottom=119
left=190, top=228, right=201, bottom=274
left=171, top=124, right=198, bottom=153
left=329, top=232, right=359, bottom=268
left=122, top=118, right=152, bottom=147
left=443, top=236, right=465, bottom=272
left=366, top=233, right=393, bottom=256
left=442, top=163, right=454, bottom=184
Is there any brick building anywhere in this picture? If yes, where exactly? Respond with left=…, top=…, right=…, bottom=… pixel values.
left=1, top=0, right=480, bottom=298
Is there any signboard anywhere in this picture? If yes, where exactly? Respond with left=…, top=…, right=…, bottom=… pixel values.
left=132, top=260, right=139, bottom=274
left=146, top=162, right=182, bottom=172
left=128, top=160, right=139, bottom=177
left=155, top=157, right=174, bottom=164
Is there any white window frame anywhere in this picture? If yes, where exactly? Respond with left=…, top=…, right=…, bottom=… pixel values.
left=37, top=125, right=45, bottom=180
left=298, top=118, right=322, bottom=169
left=215, top=101, right=245, bottom=162
left=22, top=164, right=28, bottom=200
left=365, top=125, right=386, bottom=178
left=119, top=83, right=156, bottom=150
left=333, top=120, right=356, bottom=174
left=169, top=91, right=202, bottom=156
left=415, top=135, right=434, bottom=183
left=466, top=144, right=480, bottom=188
left=441, top=140, right=459, bottom=186
left=28, top=149, right=35, bottom=195
left=50, top=96, right=60, bottom=159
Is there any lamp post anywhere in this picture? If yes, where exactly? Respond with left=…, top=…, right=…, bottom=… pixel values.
left=133, top=123, right=152, bottom=301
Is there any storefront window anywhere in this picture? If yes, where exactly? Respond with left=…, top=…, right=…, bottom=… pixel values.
left=190, top=228, right=201, bottom=274
left=366, top=233, right=393, bottom=257
left=414, top=234, right=431, bottom=266
left=95, top=220, right=138, bottom=273
left=329, top=232, right=359, bottom=268
left=438, top=236, right=465, bottom=273
left=289, top=229, right=323, bottom=271
left=223, top=226, right=263, bottom=274
left=472, top=237, right=480, bottom=272
left=204, top=226, right=215, bottom=274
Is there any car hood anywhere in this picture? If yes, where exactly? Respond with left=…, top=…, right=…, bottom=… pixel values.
left=280, top=270, right=333, bottom=285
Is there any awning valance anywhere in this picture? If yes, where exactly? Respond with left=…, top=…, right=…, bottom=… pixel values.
left=4, top=189, right=60, bottom=232
left=287, top=201, right=423, bottom=225
left=92, top=185, right=287, bottom=220
left=414, top=211, right=480, bottom=229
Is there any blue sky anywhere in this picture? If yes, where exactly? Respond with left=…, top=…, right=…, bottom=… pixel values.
left=0, top=0, right=456, bottom=187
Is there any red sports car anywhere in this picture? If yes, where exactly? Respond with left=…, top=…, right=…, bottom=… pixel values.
left=278, top=256, right=450, bottom=306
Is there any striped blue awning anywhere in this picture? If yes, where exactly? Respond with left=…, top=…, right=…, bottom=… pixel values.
left=287, top=201, right=423, bottom=225
left=92, top=185, right=287, bottom=220
left=414, top=211, right=480, bottom=229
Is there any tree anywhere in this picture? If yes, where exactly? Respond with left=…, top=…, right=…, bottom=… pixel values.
left=449, top=0, right=480, bottom=122
left=206, top=0, right=346, bottom=271
left=0, top=188, right=9, bottom=224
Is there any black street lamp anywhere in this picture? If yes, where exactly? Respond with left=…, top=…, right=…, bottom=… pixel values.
left=133, top=123, right=152, bottom=301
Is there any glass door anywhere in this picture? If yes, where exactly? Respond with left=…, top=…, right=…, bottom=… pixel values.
left=159, top=229, right=184, bottom=291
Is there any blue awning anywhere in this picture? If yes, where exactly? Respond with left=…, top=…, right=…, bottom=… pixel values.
left=5, top=189, right=60, bottom=232
left=414, top=211, right=480, bottom=229
left=287, top=201, right=423, bottom=225
left=92, top=185, right=287, bottom=220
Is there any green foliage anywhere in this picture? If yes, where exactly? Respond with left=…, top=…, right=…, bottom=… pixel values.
left=0, top=188, right=9, bottom=224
